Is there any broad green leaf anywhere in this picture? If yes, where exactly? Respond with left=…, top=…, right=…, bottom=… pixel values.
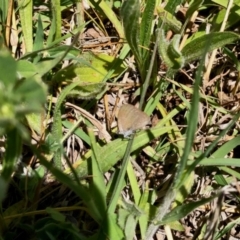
left=105, top=213, right=125, bottom=239
left=118, top=201, right=143, bottom=240
left=212, top=4, right=240, bottom=31
left=182, top=32, right=240, bottom=63
left=0, top=50, right=17, bottom=86
left=35, top=55, right=63, bottom=76
left=118, top=209, right=129, bottom=230
left=73, top=126, right=179, bottom=177
left=138, top=187, right=150, bottom=238
left=140, top=0, right=155, bottom=55
left=15, top=77, right=46, bottom=106
left=124, top=215, right=137, bottom=240
left=52, top=53, right=124, bottom=99
left=211, top=0, right=229, bottom=7
left=53, top=53, right=125, bottom=83
left=68, top=82, right=106, bottom=99
left=15, top=62, right=46, bottom=134
left=36, top=35, right=81, bottom=76
left=217, top=167, right=240, bottom=181
left=17, top=60, right=38, bottom=78
left=173, top=171, right=194, bottom=208
left=168, top=221, right=185, bottom=231
left=121, top=0, right=141, bottom=67
left=26, top=112, right=44, bottom=135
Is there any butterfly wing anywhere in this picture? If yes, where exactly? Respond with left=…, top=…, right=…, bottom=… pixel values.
left=118, top=104, right=150, bottom=136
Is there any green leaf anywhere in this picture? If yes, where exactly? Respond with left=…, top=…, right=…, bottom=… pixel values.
left=35, top=55, right=63, bottom=77
left=223, top=47, right=240, bottom=71
left=36, top=36, right=81, bottom=76
left=47, top=45, right=79, bottom=59
left=15, top=77, right=46, bottom=106
left=121, top=0, right=141, bottom=67
left=54, top=53, right=124, bottom=82
left=33, top=14, right=44, bottom=52
left=89, top=0, right=124, bottom=40
left=156, top=7, right=182, bottom=33
left=17, top=60, right=38, bottom=78
left=210, top=135, right=240, bottom=158
left=74, top=125, right=179, bottom=177
left=157, top=30, right=184, bottom=70
left=160, top=195, right=216, bottom=225
left=1, top=129, right=22, bottom=181
left=211, top=1, right=240, bottom=31
left=214, top=217, right=240, bottom=239
left=62, top=120, right=90, bottom=145
left=182, top=31, right=240, bottom=64
left=88, top=128, right=107, bottom=218
left=52, top=53, right=125, bottom=99
left=140, top=0, right=155, bottom=55
left=18, top=0, right=33, bottom=52
left=68, top=82, right=106, bottom=99
left=0, top=177, right=8, bottom=203
left=46, top=208, right=65, bottom=222
left=0, top=50, right=17, bottom=86
left=104, top=213, right=125, bottom=239
left=165, top=0, right=184, bottom=14
left=0, top=0, right=8, bottom=29
left=138, top=188, right=150, bottom=238
left=35, top=148, right=104, bottom=224
left=124, top=215, right=137, bottom=240
left=186, top=0, right=204, bottom=19
left=50, top=0, right=61, bottom=40
left=25, top=113, right=43, bottom=135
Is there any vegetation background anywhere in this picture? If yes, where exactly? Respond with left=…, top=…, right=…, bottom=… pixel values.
left=0, top=0, right=240, bottom=239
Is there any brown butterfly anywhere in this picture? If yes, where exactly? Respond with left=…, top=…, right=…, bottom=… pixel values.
left=118, top=104, right=150, bottom=138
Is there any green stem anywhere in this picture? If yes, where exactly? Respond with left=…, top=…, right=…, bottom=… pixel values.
left=107, top=136, right=134, bottom=214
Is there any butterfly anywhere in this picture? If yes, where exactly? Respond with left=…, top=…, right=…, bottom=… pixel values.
left=118, top=104, right=150, bottom=138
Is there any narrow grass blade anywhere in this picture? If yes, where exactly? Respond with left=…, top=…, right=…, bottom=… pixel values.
left=1, top=129, right=22, bottom=182
left=88, top=128, right=107, bottom=217
left=50, top=0, right=61, bottom=40
left=51, top=81, right=86, bottom=169
left=18, top=0, right=33, bottom=52
left=32, top=146, right=103, bottom=224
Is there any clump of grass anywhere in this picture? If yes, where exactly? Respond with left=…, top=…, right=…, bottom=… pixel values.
left=0, top=0, right=240, bottom=239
